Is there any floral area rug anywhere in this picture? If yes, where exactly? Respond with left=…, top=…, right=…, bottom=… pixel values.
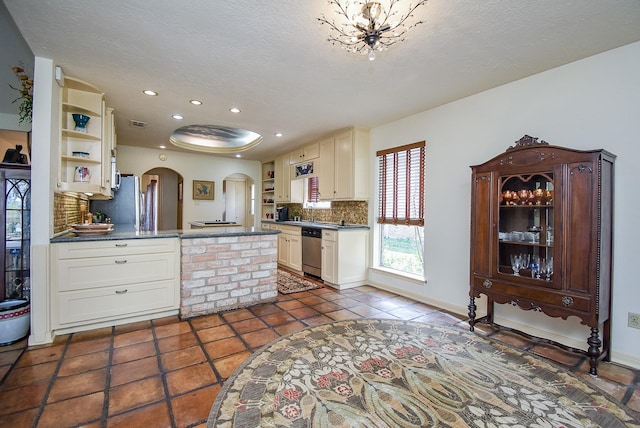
left=277, top=269, right=322, bottom=294
left=207, top=319, right=639, bottom=427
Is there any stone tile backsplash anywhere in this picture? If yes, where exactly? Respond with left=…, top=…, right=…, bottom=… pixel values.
left=283, top=200, right=368, bottom=224
left=53, top=192, right=88, bottom=234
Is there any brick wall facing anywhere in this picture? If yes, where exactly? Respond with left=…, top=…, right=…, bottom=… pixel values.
left=180, top=234, right=278, bottom=318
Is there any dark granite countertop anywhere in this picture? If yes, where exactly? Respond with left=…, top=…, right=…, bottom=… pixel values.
left=50, top=224, right=279, bottom=243
left=261, top=220, right=370, bottom=231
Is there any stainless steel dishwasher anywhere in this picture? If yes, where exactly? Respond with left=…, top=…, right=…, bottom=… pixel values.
left=301, top=226, right=322, bottom=279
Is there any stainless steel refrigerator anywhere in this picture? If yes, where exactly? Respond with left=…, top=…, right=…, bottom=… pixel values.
left=90, top=175, right=151, bottom=231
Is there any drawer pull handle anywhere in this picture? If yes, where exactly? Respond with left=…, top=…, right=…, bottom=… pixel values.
left=115, top=289, right=128, bottom=294
left=562, top=296, right=574, bottom=307
left=115, top=259, right=127, bottom=264
left=115, top=243, right=128, bottom=247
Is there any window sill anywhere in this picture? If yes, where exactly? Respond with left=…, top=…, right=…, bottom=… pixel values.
left=370, top=266, right=426, bottom=285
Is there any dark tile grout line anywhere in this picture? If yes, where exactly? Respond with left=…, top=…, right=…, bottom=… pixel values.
left=150, top=318, right=178, bottom=428
left=29, top=331, right=73, bottom=427
left=99, top=327, right=116, bottom=428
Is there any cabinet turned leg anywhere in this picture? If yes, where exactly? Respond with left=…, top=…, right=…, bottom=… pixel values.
left=587, top=327, right=602, bottom=376
left=468, top=297, right=477, bottom=332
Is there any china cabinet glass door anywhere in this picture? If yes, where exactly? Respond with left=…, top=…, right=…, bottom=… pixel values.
left=1, top=167, right=31, bottom=300
left=497, top=172, right=555, bottom=284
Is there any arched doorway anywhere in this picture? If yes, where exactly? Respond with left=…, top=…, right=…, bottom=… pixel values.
left=142, top=167, right=184, bottom=230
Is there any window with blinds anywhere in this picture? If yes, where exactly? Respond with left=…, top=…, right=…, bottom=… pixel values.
left=307, top=176, right=319, bottom=203
left=376, top=141, right=425, bottom=226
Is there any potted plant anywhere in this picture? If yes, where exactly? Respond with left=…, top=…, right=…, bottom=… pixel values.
left=291, top=210, right=301, bottom=222
left=9, top=64, right=33, bottom=124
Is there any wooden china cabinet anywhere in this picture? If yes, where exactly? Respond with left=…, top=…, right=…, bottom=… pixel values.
left=468, top=135, right=615, bottom=375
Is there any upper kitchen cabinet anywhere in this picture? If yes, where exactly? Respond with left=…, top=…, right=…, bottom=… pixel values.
left=318, top=127, right=370, bottom=200
left=274, top=154, right=291, bottom=203
left=289, top=142, right=319, bottom=164
left=468, top=135, right=615, bottom=375
left=58, top=76, right=114, bottom=198
left=93, top=107, right=117, bottom=200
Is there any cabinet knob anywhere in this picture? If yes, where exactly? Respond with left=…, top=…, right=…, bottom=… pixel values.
left=561, top=296, right=574, bottom=307
left=483, top=279, right=492, bottom=288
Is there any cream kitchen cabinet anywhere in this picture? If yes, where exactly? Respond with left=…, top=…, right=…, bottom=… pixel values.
left=289, top=142, right=320, bottom=164
left=273, top=224, right=302, bottom=272
left=51, top=238, right=180, bottom=334
left=318, top=127, right=370, bottom=200
left=321, top=228, right=368, bottom=289
left=275, top=153, right=291, bottom=202
left=59, top=76, right=113, bottom=197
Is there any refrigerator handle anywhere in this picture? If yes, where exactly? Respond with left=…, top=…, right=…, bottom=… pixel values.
left=114, top=170, right=121, bottom=190
left=139, top=191, right=146, bottom=231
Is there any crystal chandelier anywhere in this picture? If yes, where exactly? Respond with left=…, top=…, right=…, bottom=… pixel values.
left=318, top=0, right=429, bottom=61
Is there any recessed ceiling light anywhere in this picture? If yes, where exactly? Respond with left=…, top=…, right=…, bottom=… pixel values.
left=172, top=114, right=184, bottom=120
left=159, top=145, right=166, bottom=149
left=143, top=90, right=158, bottom=96
left=235, top=154, right=242, bottom=158
left=274, top=132, right=283, bottom=137
left=189, top=100, right=202, bottom=105
left=229, top=107, right=241, bottom=113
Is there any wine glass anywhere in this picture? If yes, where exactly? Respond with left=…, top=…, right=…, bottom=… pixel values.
left=510, top=254, right=522, bottom=276
left=530, top=255, right=540, bottom=279
left=544, top=257, right=554, bottom=281
left=520, top=254, right=530, bottom=273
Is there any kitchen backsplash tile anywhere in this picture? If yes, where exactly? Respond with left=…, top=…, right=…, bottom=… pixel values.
left=53, top=192, right=87, bottom=233
left=283, top=200, right=368, bottom=224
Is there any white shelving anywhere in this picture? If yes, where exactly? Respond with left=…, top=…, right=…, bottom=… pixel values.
left=58, top=76, right=114, bottom=197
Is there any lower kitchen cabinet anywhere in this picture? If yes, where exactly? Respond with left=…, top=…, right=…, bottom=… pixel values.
left=51, top=237, right=180, bottom=333
left=274, top=224, right=302, bottom=272
left=321, top=229, right=368, bottom=289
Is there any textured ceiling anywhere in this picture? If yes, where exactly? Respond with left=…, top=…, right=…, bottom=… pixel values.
left=3, top=0, right=640, bottom=160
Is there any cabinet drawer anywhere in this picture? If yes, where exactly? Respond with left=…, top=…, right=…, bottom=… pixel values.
left=54, top=238, right=177, bottom=259
left=278, top=225, right=301, bottom=235
left=472, top=276, right=591, bottom=312
left=56, top=280, right=177, bottom=325
left=57, top=253, right=177, bottom=291
left=322, top=230, right=337, bottom=242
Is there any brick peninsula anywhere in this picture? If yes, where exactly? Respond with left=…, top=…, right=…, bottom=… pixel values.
left=50, top=226, right=280, bottom=330
left=179, top=228, right=279, bottom=318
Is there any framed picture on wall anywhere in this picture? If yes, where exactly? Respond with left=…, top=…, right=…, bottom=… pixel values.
left=193, top=180, right=214, bottom=200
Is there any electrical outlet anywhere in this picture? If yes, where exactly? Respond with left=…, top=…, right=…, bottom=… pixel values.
left=629, top=312, right=640, bottom=329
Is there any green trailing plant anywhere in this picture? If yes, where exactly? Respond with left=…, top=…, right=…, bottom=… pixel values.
left=9, top=64, right=33, bottom=124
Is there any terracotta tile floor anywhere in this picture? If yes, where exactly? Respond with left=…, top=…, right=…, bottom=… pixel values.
left=1, top=280, right=639, bottom=427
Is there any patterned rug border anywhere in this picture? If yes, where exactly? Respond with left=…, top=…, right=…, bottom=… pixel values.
left=207, top=318, right=640, bottom=427
left=277, top=269, right=323, bottom=294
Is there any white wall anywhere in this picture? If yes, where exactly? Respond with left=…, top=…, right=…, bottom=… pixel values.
left=368, top=41, right=640, bottom=368
left=116, top=146, right=261, bottom=229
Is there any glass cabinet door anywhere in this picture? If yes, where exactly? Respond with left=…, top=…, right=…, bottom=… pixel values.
left=4, top=174, right=31, bottom=299
left=497, top=172, right=555, bottom=284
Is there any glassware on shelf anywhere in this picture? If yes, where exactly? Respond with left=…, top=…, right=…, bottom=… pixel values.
left=510, top=254, right=522, bottom=275
left=543, top=257, right=553, bottom=281
left=530, top=256, right=540, bottom=279
left=510, top=253, right=530, bottom=276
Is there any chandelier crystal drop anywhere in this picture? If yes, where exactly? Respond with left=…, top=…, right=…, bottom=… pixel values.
left=318, top=0, right=429, bottom=60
